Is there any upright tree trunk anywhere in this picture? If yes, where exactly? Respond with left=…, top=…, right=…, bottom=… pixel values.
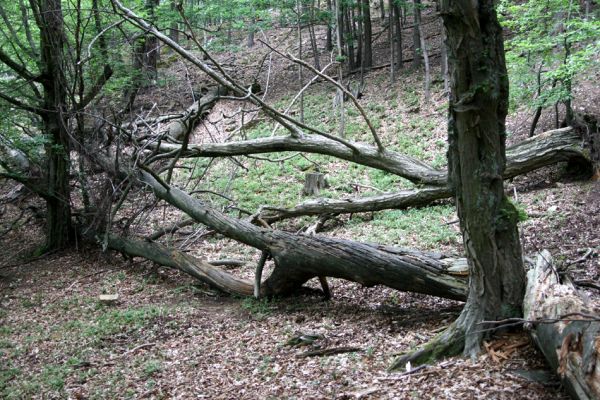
left=391, top=0, right=526, bottom=368
left=326, top=0, right=333, bottom=51
left=297, top=0, right=305, bottom=123
left=361, top=0, right=372, bottom=68
left=412, top=0, right=421, bottom=69
left=393, top=3, right=403, bottom=70
left=388, top=0, right=395, bottom=81
left=418, top=17, right=430, bottom=102
left=170, top=0, right=179, bottom=45
left=39, top=0, right=72, bottom=250
left=308, top=1, right=321, bottom=70
left=335, top=0, right=346, bottom=137
left=440, top=22, right=449, bottom=92
left=442, top=0, right=525, bottom=356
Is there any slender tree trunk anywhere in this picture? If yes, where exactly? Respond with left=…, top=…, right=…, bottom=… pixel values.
left=39, top=0, right=72, bottom=250
left=361, top=0, right=372, bottom=68
left=297, top=0, right=305, bottom=123
left=308, top=1, right=321, bottom=70
left=388, top=0, right=395, bottom=81
left=345, top=6, right=355, bottom=69
left=379, top=0, right=385, bottom=22
left=418, top=18, right=430, bottom=102
left=441, top=23, right=449, bottom=93
left=326, top=0, right=333, bottom=51
left=170, top=0, right=179, bottom=45
left=393, top=4, right=403, bottom=70
left=335, top=0, right=346, bottom=137
left=412, top=0, right=421, bottom=69
left=92, top=0, right=108, bottom=59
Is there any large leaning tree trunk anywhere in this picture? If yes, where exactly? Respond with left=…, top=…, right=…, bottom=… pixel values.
left=39, top=0, right=73, bottom=250
left=390, top=0, right=525, bottom=368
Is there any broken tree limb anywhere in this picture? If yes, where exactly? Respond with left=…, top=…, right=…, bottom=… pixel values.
left=148, top=127, right=589, bottom=187
left=254, top=251, right=268, bottom=298
left=149, top=135, right=448, bottom=186
left=504, top=127, right=590, bottom=180
left=165, top=85, right=228, bottom=141
left=105, top=234, right=255, bottom=296
left=524, top=250, right=600, bottom=400
left=260, top=187, right=451, bottom=223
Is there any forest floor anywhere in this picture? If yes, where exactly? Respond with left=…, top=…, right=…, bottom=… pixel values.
left=1, top=11, right=599, bottom=400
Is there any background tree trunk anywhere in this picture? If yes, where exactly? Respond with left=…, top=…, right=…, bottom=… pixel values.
left=361, top=0, right=372, bottom=68
left=411, top=0, right=421, bottom=69
left=39, top=0, right=72, bottom=250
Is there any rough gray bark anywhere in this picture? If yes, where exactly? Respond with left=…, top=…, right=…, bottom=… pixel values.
left=391, top=0, right=526, bottom=368
left=260, top=187, right=451, bottom=223
left=150, top=127, right=589, bottom=188
left=440, top=0, right=525, bottom=356
left=39, top=0, right=73, bottom=250
left=361, top=0, right=372, bottom=68
left=165, top=85, right=228, bottom=141
left=135, top=170, right=468, bottom=300
left=524, top=251, right=600, bottom=400
left=302, top=172, right=327, bottom=196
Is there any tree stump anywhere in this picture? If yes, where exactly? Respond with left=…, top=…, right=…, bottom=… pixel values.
left=303, top=173, right=327, bottom=196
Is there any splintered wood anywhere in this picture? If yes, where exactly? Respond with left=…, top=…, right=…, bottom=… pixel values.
left=524, top=250, right=600, bottom=400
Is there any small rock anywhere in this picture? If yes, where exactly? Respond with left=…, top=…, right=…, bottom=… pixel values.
left=98, top=294, right=119, bottom=304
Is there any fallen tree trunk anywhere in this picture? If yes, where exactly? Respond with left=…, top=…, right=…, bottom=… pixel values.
left=139, top=171, right=469, bottom=300
left=524, top=250, right=600, bottom=400
left=92, top=150, right=468, bottom=300
left=149, top=127, right=588, bottom=187
left=107, top=234, right=254, bottom=296
left=504, top=127, right=590, bottom=180
left=255, top=128, right=587, bottom=222
left=150, top=132, right=447, bottom=186
left=260, top=187, right=451, bottom=223
left=164, top=85, right=228, bottom=141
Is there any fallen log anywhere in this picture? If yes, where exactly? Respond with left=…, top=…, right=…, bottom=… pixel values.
left=524, top=250, right=600, bottom=400
left=260, top=187, right=451, bottom=223
left=138, top=170, right=468, bottom=300
left=92, top=145, right=469, bottom=300
left=149, top=127, right=589, bottom=188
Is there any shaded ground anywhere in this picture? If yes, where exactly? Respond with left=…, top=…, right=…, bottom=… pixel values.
left=0, top=221, right=569, bottom=399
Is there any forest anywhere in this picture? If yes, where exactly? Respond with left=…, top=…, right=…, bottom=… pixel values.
left=0, top=0, right=599, bottom=398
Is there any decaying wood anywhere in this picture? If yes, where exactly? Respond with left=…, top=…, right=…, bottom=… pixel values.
left=302, top=172, right=327, bottom=196
left=92, top=146, right=469, bottom=300
left=165, top=85, right=228, bottom=141
left=296, top=347, right=362, bottom=358
left=134, top=169, right=468, bottom=300
left=260, top=187, right=451, bottom=223
left=524, top=251, right=600, bottom=400
left=149, top=127, right=589, bottom=188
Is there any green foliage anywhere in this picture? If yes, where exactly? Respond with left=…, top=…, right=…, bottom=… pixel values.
left=142, top=359, right=162, bottom=377
left=241, top=297, right=273, bottom=319
left=499, top=0, right=600, bottom=112
left=84, top=307, right=164, bottom=340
